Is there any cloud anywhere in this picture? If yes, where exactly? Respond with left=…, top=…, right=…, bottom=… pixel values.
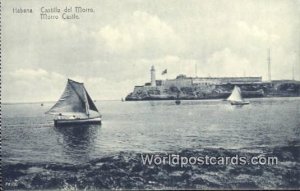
left=3, top=68, right=134, bottom=102
left=131, top=55, right=201, bottom=80
left=2, top=0, right=300, bottom=102
left=67, top=75, right=139, bottom=100
left=235, top=21, right=280, bottom=45
left=3, top=69, right=66, bottom=103
left=95, top=11, right=184, bottom=56
left=98, top=25, right=133, bottom=52
left=10, top=69, right=49, bottom=79
left=206, top=48, right=256, bottom=77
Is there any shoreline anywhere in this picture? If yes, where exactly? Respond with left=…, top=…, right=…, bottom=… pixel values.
left=3, top=145, right=300, bottom=190
left=125, top=95, right=300, bottom=101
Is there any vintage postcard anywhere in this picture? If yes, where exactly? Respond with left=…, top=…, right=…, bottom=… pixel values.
left=2, top=0, right=300, bottom=190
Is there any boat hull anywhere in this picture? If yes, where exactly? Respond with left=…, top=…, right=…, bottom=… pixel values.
left=230, top=101, right=250, bottom=105
left=54, top=117, right=101, bottom=126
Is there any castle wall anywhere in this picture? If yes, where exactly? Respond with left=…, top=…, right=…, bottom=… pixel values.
left=163, top=78, right=192, bottom=88
left=133, top=85, right=164, bottom=94
left=126, top=74, right=300, bottom=101
left=133, top=86, right=145, bottom=93
left=132, top=76, right=262, bottom=96
left=192, top=77, right=262, bottom=85
left=192, top=78, right=220, bottom=85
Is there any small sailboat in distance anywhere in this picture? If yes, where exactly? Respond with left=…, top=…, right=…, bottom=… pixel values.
left=227, top=85, right=249, bottom=105
left=46, top=79, right=101, bottom=126
left=175, top=92, right=181, bottom=105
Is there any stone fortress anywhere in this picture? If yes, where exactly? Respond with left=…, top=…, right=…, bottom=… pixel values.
left=126, top=66, right=300, bottom=101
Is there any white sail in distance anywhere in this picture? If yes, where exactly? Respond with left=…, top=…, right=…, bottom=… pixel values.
left=227, top=86, right=243, bottom=102
left=46, top=79, right=99, bottom=117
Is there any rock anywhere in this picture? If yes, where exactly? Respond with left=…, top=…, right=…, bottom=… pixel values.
left=131, top=163, right=144, bottom=172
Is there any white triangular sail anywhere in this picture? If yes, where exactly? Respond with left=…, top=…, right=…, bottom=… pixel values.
left=227, top=86, right=243, bottom=102
left=46, top=79, right=99, bottom=117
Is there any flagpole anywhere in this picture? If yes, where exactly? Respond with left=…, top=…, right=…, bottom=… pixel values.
left=161, top=69, right=168, bottom=80
left=195, top=61, right=197, bottom=77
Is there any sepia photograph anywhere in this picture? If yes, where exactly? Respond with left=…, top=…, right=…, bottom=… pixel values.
left=2, top=0, right=300, bottom=190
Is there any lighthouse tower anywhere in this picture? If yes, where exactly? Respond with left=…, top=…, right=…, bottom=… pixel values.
left=151, top=65, right=156, bottom=86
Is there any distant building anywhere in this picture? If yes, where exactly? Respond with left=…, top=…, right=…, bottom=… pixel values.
left=133, top=66, right=262, bottom=93
left=126, top=66, right=299, bottom=101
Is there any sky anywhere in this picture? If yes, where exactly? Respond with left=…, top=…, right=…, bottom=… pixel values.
left=3, top=0, right=300, bottom=102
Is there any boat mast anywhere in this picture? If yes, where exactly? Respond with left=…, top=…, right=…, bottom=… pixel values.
left=83, top=85, right=90, bottom=117
left=268, top=48, right=271, bottom=81
left=292, top=61, right=295, bottom=80
left=195, top=61, right=197, bottom=77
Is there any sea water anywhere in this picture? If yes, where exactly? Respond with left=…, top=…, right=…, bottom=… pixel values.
left=2, top=98, right=300, bottom=189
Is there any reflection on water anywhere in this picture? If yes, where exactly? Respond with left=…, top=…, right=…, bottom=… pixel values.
left=54, top=124, right=100, bottom=162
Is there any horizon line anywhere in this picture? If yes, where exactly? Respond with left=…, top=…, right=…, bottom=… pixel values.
left=2, top=99, right=123, bottom=105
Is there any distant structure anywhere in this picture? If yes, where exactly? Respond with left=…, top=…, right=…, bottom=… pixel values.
left=151, top=65, right=156, bottom=86
left=126, top=65, right=300, bottom=101
left=268, top=48, right=272, bottom=81
left=131, top=66, right=262, bottom=95
left=125, top=65, right=300, bottom=101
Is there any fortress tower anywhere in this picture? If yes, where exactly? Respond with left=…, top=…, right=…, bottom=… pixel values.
left=151, top=65, right=156, bottom=86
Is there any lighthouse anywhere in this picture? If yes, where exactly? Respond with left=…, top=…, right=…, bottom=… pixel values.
left=151, top=65, right=156, bottom=86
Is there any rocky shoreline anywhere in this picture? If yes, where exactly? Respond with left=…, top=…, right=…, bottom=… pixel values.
left=126, top=81, right=300, bottom=101
left=3, top=145, right=300, bottom=190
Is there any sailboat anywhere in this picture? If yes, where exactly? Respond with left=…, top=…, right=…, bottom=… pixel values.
left=46, top=79, right=102, bottom=126
left=175, top=92, right=181, bottom=105
left=175, top=99, right=181, bottom=105
left=227, top=85, right=249, bottom=105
